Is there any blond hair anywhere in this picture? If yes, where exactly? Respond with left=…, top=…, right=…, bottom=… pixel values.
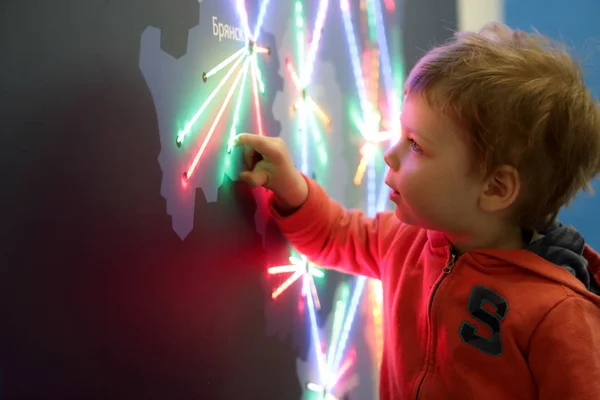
left=406, top=22, right=600, bottom=230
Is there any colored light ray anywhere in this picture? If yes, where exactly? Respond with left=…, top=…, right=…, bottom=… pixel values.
left=295, top=1, right=305, bottom=68
left=286, top=60, right=332, bottom=129
left=340, top=0, right=370, bottom=117
left=307, top=97, right=332, bottom=129
left=268, top=254, right=325, bottom=309
left=357, top=92, right=389, bottom=218
left=353, top=142, right=374, bottom=186
left=331, top=276, right=366, bottom=373
left=370, top=279, right=384, bottom=368
left=236, top=0, right=253, bottom=41
left=364, top=0, right=378, bottom=42
left=352, top=108, right=390, bottom=141
left=303, top=0, right=330, bottom=86
left=183, top=57, right=250, bottom=183
left=327, top=286, right=350, bottom=369
left=203, top=47, right=247, bottom=83
left=305, top=269, right=328, bottom=381
left=351, top=111, right=394, bottom=187
left=306, top=385, right=339, bottom=400
left=304, top=283, right=360, bottom=399
left=371, top=51, right=380, bottom=102
left=354, top=142, right=393, bottom=214
left=363, top=48, right=380, bottom=112
left=252, top=45, right=270, bottom=55
left=377, top=166, right=391, bottom=210
left=294, top=0, right=309, bottom=175
left=361, top=3, right=393, bottom=132
left=286, top=57, right=302, bottom=88
left=226, top=57, right=252, bottom=153
left=384, top=0, right=395, bottom=12
left=297, top=99, right=310, bottom=174
left=251, top=55, right=265, bottom=93
left=376, top=124, right=402, bottom=211
left=368, top=0, right=400, bottom=137
left=307, top=356, right=356, bottom=397
left=376, top=145, right=397, bottom=212
left=367, top=161, right=377, bottom=216
left=253, top=0, right=272, bottom=40
left=308, top=110, right=329, bottom=165
left=176, top=50, right=246, bottom=145
left=250, top=55, right=265, bottom=136
left=359, top=0, right=368, bottom=42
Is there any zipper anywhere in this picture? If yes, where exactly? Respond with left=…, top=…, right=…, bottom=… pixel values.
left=414, top=248, right=458, bottom=399
left=443, top=252, right=457, bottom=274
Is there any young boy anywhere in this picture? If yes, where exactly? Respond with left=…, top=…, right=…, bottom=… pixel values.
left=234, top=22, right=600, bottom=399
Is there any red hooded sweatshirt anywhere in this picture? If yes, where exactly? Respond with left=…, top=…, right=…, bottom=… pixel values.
left=270, top=176, right=600, bottom=400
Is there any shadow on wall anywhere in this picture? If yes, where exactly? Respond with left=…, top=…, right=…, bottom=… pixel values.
left=0, top=0, right=301, bottom=398
left=505, top=0, right=600, bottom=248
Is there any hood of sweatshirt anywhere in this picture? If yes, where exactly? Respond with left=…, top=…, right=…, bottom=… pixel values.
left=525, top=221, right=600, bottom=296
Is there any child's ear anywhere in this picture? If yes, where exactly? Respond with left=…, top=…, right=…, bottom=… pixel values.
left=478, top=165, right=520, bottom=213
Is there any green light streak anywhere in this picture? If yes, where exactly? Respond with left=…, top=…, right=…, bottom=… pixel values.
left=365, top=0, right=378, bottom=43
left=295, top=1, right=305, bottom=77
left=227, top=61, right=251, bottom=153
left=205, top=48, right=247, bottom=80
left=310, top=266, right=325, bottom=278
left=350, top=107, right=364, bottom=132
left=177, top=53, right=246, bottom=145
left=327, top=282, right=350, bottom=370
left=308, top=111, right=328, bottom=166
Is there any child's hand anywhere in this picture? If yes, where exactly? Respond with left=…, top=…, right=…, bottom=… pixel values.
left=233, top=133, right=308, bottom=211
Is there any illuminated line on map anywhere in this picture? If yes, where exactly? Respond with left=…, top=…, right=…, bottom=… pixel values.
left=183, top=57, right=250, bottom=183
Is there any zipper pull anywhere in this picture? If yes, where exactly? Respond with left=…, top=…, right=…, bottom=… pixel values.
left=443, top=251, right=457, bottom=274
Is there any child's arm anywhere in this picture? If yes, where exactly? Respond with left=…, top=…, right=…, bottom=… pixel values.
left=233, top=133, right=399, bottom=280
left=269, top=175, right=399, bottom=279
left=528, top=297, right=600, bottom=398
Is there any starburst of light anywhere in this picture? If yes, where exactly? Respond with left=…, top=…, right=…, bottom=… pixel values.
left=268, top=253, right=325, bottom=310
left=176, top=0, right=275, bottom=185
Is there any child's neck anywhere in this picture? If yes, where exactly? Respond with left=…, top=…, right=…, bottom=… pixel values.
left=446, top=224, right=524, bottom=255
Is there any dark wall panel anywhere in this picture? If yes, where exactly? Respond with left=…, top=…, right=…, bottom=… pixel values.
left=0, top=0, right=457, bottom=398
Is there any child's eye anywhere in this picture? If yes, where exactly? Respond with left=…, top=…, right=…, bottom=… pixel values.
left=407, top=138, right=423, bottom=154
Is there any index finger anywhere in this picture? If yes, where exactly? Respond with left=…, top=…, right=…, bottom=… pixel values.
left=233, top=133, right=278, bottom=159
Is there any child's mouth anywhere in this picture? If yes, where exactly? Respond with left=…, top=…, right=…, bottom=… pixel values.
left=389, top=188, right=401, bottom=201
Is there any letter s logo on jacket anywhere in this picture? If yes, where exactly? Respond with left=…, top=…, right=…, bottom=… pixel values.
left=460, top=285, right=509, bottom=356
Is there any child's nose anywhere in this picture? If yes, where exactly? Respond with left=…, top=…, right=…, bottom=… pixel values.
left=384, top=146, right=400, bottom=171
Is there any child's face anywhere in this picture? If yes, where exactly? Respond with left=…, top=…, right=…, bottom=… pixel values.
left=384, top=94, right=485, bottom=233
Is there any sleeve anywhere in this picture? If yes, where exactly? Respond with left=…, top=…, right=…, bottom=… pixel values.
left=268, top=175, right=400, bottom=280
left=528, top=296, right=600, bottom=400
